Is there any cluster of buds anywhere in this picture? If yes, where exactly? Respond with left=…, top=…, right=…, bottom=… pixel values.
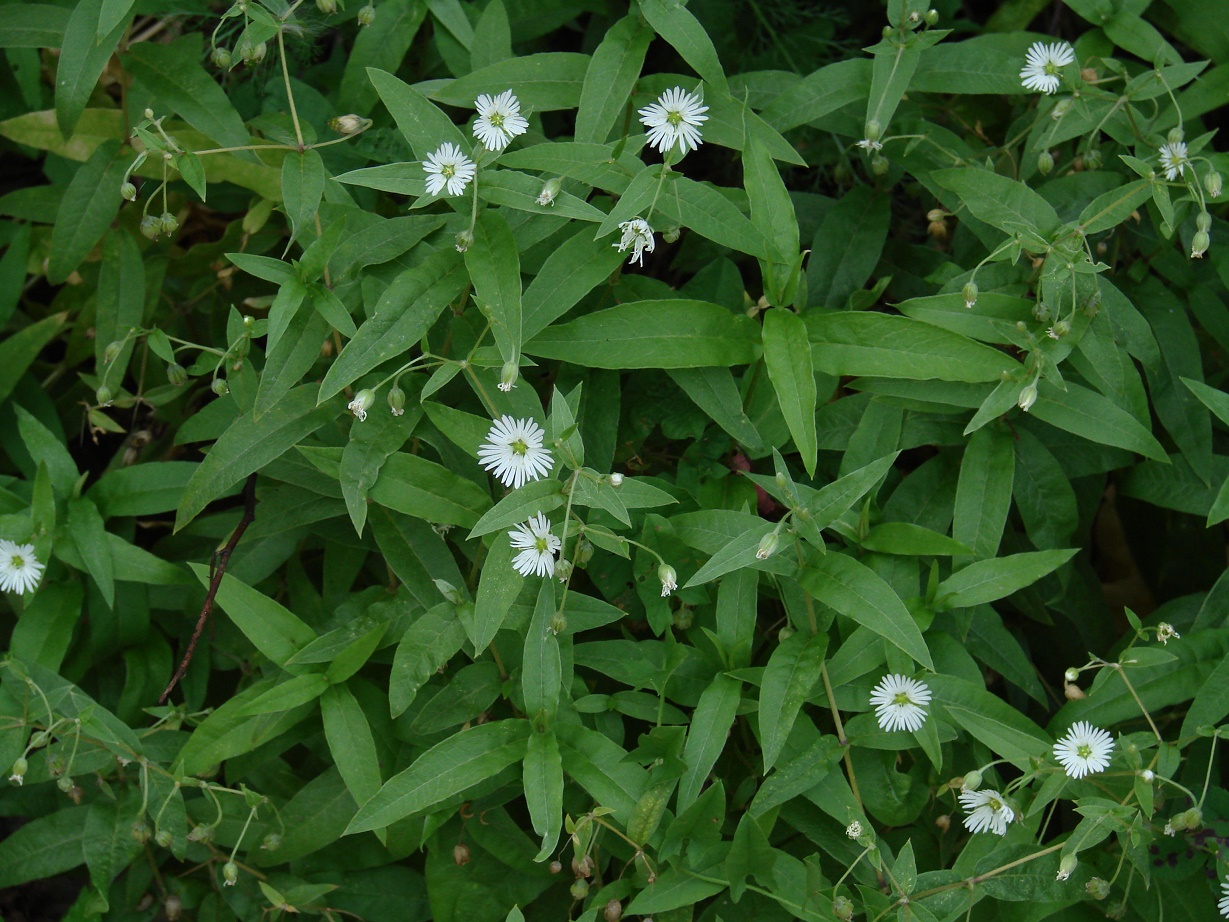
left=140, top=213, right=179, bottom=241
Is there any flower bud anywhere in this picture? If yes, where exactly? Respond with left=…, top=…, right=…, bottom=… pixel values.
left=1085, top=877, right=1110, bottom=900
left=575, top=537, right=594, bottom=566
left=1182, top=807, right=1202, bottom=829
left=164, top=894, right=183, bottom=921
left=329, top=114, right=368, bottom=135
left=387, top=384, right=406, bottom=416
left=155, top=828, right=173, bottom=847
left=570, top=879, right=589, bottom=900
left=211, top=378, right=229, bottom=396
left=549, top=611, right=568, bottom=634
left=131, top=820, right=152, bottom=843
left=961, top=770, right=983, bottom=792
left=1205, top=170, right=1223, bottom=198
left=188, top=824, right=215, bottom=843
left=864, top=119, right=882, bottom=143
left=348, top=388, right=376, bottom=421
left=1064, top=667, right=1079, bottom=682
left=662, top=226, right=681, bottom=243
left=1037, top=150, right=1054, bottom=175
left=833, top=896, right=855, bottom=921
left=251, top=41, right=267, bottom=64
left=924, top=8, right=938, bottom=25
left=1197, top=212, right=1212, bottom=233
left=556, top=558, right=573, bottom=581
left=159, top=213, right=178, bottom=236
left=222, top=861, right=239, bottom=886
left=104, top=340, right=124, bottom=363
left=935, top=813, right=950, bottom=832
left=96, top=384, right=114, bottom=406
left=8, top=757, right=27, bottom=785
left=549, top=860, right=563, bottom=874
left=499, top=361, right=518, bottom=392
left=121, top=181, right=137, bottom=201
left=453, top=843, right=471, bottom=866
left=657, top=563, right=677, bottom=597
left=871, top=154, right=889, bottom=176
left=316, top=0, right=337, bottom=12
left=143, top=108, right=155, bottom=120
left=1084, top=148, right=1102, bottom=170
left=778, top=624, right=794, bottom=642
left=1017, top=381, right=1038, bottom=413
left=357, top=4, right=375, bottom=24
left=1052, top=98, right=1073, bottom=119
left=604, top=899, right=623, bottom=922
left=1057, top=853, right=1078, bottom=881
left=236, top=40, right=254, bottom=63
left=755, top=531, right=779, bottom=560
left=1167, top=125, right=1185, bottom=145
left=962, top=281, right=978, bottom=309
left=537, top=177, right=561, bottom=207
left=1138, top=769, right=1154, bottom=783
left=211, top=47, right=232, bottom=69
left=1064, top=681, right=1085, bottom=700
left=673, top=607, right=694, bottom=630
left=609, top=472, right=623, bottom=487
left=261, top=833, right=282, bottom=851
left=454, top=229, right=474, bottom=252
left=166, top=363, right=187, bottom=386
left=1191, top=230, right=1210, bottom=258
left=140, top=215, right=161, bottom=240
left=30, top=730, right=51, bottom=748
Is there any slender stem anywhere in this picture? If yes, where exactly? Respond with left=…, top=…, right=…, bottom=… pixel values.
left=277, top=29, right=304, bottom=149
left=1198, top=730, right=1220, bottom=807
left=1112, top=664, right=1162, bottom=741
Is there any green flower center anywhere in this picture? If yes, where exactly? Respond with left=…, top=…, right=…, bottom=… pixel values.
left=535, top=537, right=549, bottom=553
left=441, top=163, right=455, bottom=178
left=1076, top=743, right=1092, bottom=759
left=489, top=112, right=505, bottom=128
left=988, top=797, right=1002, bottom=811
left=11, top=554, right=23, bottom=568
left=511, top=438, right=528, bottom=456
left=892, top=692, right=912, bottom=706
left=1044, top=61, right=1060, bottom=76
left=667, top=110, right=684, bottom=127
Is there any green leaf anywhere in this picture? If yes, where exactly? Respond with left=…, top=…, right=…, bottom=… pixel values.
left=56, top=0, right=130, bottom=139
left=175, top=385, right=338, bottom=530
left=524, top=730, right=564, bottom=860
left=0, top=806, right=89, bottom=888
left=685, top=519, right=779, bottom=587
left=322, top=684, right=383, bottom=807
left=0, top=4, right=71, bottom=47
left=1013, top=430, right=1077, bottom=550
left=668, top=176, right=773, bottom=260
left=82, top=796, right=142, bottom=901
left=678, top=674, right=741, bottom=812
left=860, top=523, right=971, bottom=556
left=625, top=872, right=725, bottom=915
left=470, top=537, right=524, bottom=652
left=389, top=602, right=467, bottom=717
left=254, top=307, right=329, bottom=421
left=340, top=406, right=419, bottom=536
left=238, top=673, right=330, bottom=716
left=367, top=67, right=466, bottom=159
left=521, top=227, right=626, bottom=342
left=346, top=720, right=530, bottom=832
left=48, top=140, right=126, bottom=284
left=0, top=312, right=67, bottom=407
left=93, top=230, right=143, bottom=377
left=759, top=631, right=827, bottom=772
left=576, top=15, right=652, bottom=144
left=470, top=0, right=511, bottom=69
left=595, top=164, right=662, bottom=238
left=15, top=405, right=77, bottom=497
left=638, top=0, right=728, bottom=95
left=928, top=674, right=1050, bottom=766
left=282, top=150, right=326, bottom=247
left=126, top=35, right=253, bottom=152
left=478, top=170, right=607, bottom=222
left=936, top=549, right=1077, bottom=609
left=804, top=451, right=899, bottom=531
left=319, top=249, right=466, bottom=402
left=762, top=58, right=870, bottom=133
left=1078, top=178, right=1153, bottom=235
left=465, top=209, right=522, bottom=368
left=338, top=0, right=428, bottom=112
left=953, top=425, right=1014, bottom=561
left=468, top=479, right=566, bottom=539
left=806, top=312, right=1019, bottom=383
left=806, top=185, right=889, bottom=310
left=66, top=497, right=114, bottom=608
left=911, top=33, right=1039, bottom=95
left=669, top=367, right=764, bottom=452
left=523, top=581, right=561, bottom=723
left=526, top=300, right=760, bottom=369
left=369, top=452, right=492, bottom=529
left=932, top=168, right=1061, bottom=238
left=865, top=34, right=925, bottom=137
left=431, top=53, right=590, bottom=111
left=1029, top=379, right=1168, bottom=462
left=762, top=309, right=817, bottom=476
left=799, top=553, right=933, bottom=669
left=189, top=563, right=317, bottom=668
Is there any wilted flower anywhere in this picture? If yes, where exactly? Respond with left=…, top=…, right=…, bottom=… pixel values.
left=658, top=563, right=678, bottom=597
left=1020, top=41, right=1075, bottom=94
left=638, top=86, right=708, bottom=156
left=537, top=177, right=561, bottom=206
left=348, top=389, right=375, bottom=422
left=1053, top=721, right=1115, bottom=778
left=1018, top=381, right=1038, bottom=413
left=1157, top=622, right=1180, bottom=645
left=869, top=674, right=931, bottom=733
left=0, top=540, right=44, bottom=595
left=423, top=142, right=476, bottom=196
left=473, top=90, right=529, bottom=151
left=477, top=416, right=554, bottom=489
left=615, top=217, right=656, bottom=267
left=845, top=821, right=862, bottom=839
left=508, top=513, right=561, bottom=578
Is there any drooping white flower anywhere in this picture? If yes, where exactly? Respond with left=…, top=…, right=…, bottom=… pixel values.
left=615, top=217, right=656, bottom=267
left=348, top=389, right=375, bottom=422
left=638, top=86, right=709, bottom=156
left=1157, top=622, right=1180, bottom=645
left=1053, top=721, right=1114, bottom=779
left=1159, top=141, right=1189, bottom=181
left=477, top=416, right=554, bottom=490
left=508, top=513, right=562, bottom=578
left=1219, top=876, right=1229, bottom=918
left=0, top=540, right=44, bottom=595
left=869, top=674, right=932, bottom=733
left=1020, top=41, right=1075, bottom=94
left=856, top=138, right=883, bottom=152
left=423, top=142, right=477, bottom=196
left=845, top=821, right=863, bottom=839
left=959, top=788, right=1014, bottom=836
left=472, top=90, right=529, bottom=151
left=658, top=563, right=677, bottom=597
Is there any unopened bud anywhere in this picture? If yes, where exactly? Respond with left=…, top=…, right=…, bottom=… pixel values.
left=1085, top=877, right=1110, bottom=900
left=1064, top=668, right=1080, bottom=682
left=1057, top=853, right=1078, bottom=881
left=1205, top=171, right=1223, bottom=198
left=755, top=531, right=779, bottom=560
left=166, top=363, right=187, bottom=386
left=155, top=829, right=173, bottom=847
left=570, top=879, right=589, bottom=900
left=833, top=896, right=855, bottom=921
left=604, top=899, right=623, bottom=922
left=104, top=341, right=124, bottom=363
left=387, top=384, right=406, bottom=416
left=121, top=181, right=137, bottom=201
left=455, top=230, right=474, bottom=252
left=357, top=4, right=375, bottom=24
left=871, top=154, right=889, bottom=177
left=1084, top=148, right=1102, bottom=170
left=188, top=824, right=215, bottom=843
left=211, top=47, right=232, bottom=69
left=864, top=119, right=882, bottom=143
left=140, top=215, right=160, bottom=240
left=555, top=558, right=573, bottom=581
left=159, top=213, right=178, bottom=235
left=924, top=8, right=938, bottom=25
left=211, top=378, right=229, bottom=396
left=1052, top=98, right=1073, bottom=119
left=96, top=384, right=114, bottom=406
left=222, top=861, right=239, bottom=886
left=164, top=894, right=183, bottom=921
left=236, top=40, right=254, bottom=63
left=1037, top=151, right=1054, bottom=175
left=143, top=108, right=155, bottom=120
left=131, top=820, right=152, bottom=843
left=961, top=770, right=983, bottom=792
left=261, top=833, right=282, bottom=851
left=453, top=842, right=471, bottom=865
left=662, top=226, right=681, bottom=243
left=657, top=563, right=677, bottom=597
left=499, top=361, right=518, bottom=392
left=673, top=608, right=694, bottom=630
left=1167, top=126, right=1185, bottom=145
left=1197, top=212, right=1212, bottom=233
left=778, top=624, right=794, bottom=642
left=251, top=41, right=267, bottom=64
left=1138, top=769, right=1154, bottom=783
left=549, top=860, right=563, bottom=874
left=537, top=177, right=561, bottom=207
left=316, top=0, right=337, bottom=12
left=609, top=472, right=624, bottom=487
left=329, top=114, right=368, bottom=135
left=1182, top=807, right=1202, bottom=829
left=8, top=757, right=27, bottom=785
left=1191, top=230, right=1210, bottom=258
left=1017, top=381, right=1038, bottom=413
left=549, top=611, right=568, bottom=634
left=575, top=537, right=594, bottom=566
left=962, top=281, right=978, bottom=309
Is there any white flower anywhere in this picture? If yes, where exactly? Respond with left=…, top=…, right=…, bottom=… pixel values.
left=869, top=674, right=932, bottom=733
left=477, top=416, right=554, bottom=490
left=1020, top=41, right=1075, bottom=94
left=638, top=86, right=709, bottom=156
left=1157, top=622, right=1180, bottom=645
left=0, top=540, right=44, bottom=595
left=609, top=472, right=623, bottom=487
left=615, top=217, right=656, bottom=267
left=959, top=788, right=1014, bottom=836
left=1219, top=877, right=1229, bottom=918
left=472, top=90, right=528, bottom=151
left=856, top=138, right=883, bottom=152
left=1163, top=822, right=1176, bottom=836
left=348, top=388, right=374, bottom=422
left=845, top=821, right=863, bottom=839
left=508, top=513, right=562, bottom=578
left=1159, top=142, right=1189, bottom=181
left=423, top=142, right=477, bottom=196
left=658, top=563, right=677, bottom=597
left=1053, top=721, right=1114, bottom=779
left=537, top=178, right=561, bottom=207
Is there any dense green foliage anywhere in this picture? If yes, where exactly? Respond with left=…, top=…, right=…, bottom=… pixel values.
left=2, top=0, right=1229, bottom=919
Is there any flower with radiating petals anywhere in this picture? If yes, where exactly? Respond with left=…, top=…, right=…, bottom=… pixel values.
left=423, top=142, right=476, bottom=196
left=473, top=90, right=528, bottom=151
left=0, top=540, right=43, bottom=595
left=615, top=217, right=656, bottom=267
left=959, top=788, right=1014, bottom=836
left=1159, top=141, right=1189, bottom=181
left=638, top=86, right=709, bottom=156
left=508, top=513, right=561, bottom=578
left=869, top=674, right=932, bottom=733
left=477, top=416, right=554, bottom=490
left=1020, top=41, right=1075, bottom=94
left=1218, top=876, right=1229, bottom=918
left=1053, top=721, right=1114, bottom=778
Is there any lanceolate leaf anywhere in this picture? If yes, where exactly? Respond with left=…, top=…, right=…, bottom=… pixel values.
left=758, top=631, right=827, bottom=773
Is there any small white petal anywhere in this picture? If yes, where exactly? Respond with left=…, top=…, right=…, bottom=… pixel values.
left=477, top=416, right=554, bottom=490
left=423, top=142, right=477, bottom=196
left=959, top=788, right=1014, bottom=836
left=1020, top=41, right=1075, bottom=95
left=508, top=513, right=561, bottom=578
left=614, top=217, right=656, bottom=267
left=638, top=86, right=709, bottom=156
left=0, top=539, right=44, bottom=595
left=473, top=90, right=529, bottom=152
left=1053, top=721, right=1114, bottom=779
left=869, top=674, right=931, bottom=733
